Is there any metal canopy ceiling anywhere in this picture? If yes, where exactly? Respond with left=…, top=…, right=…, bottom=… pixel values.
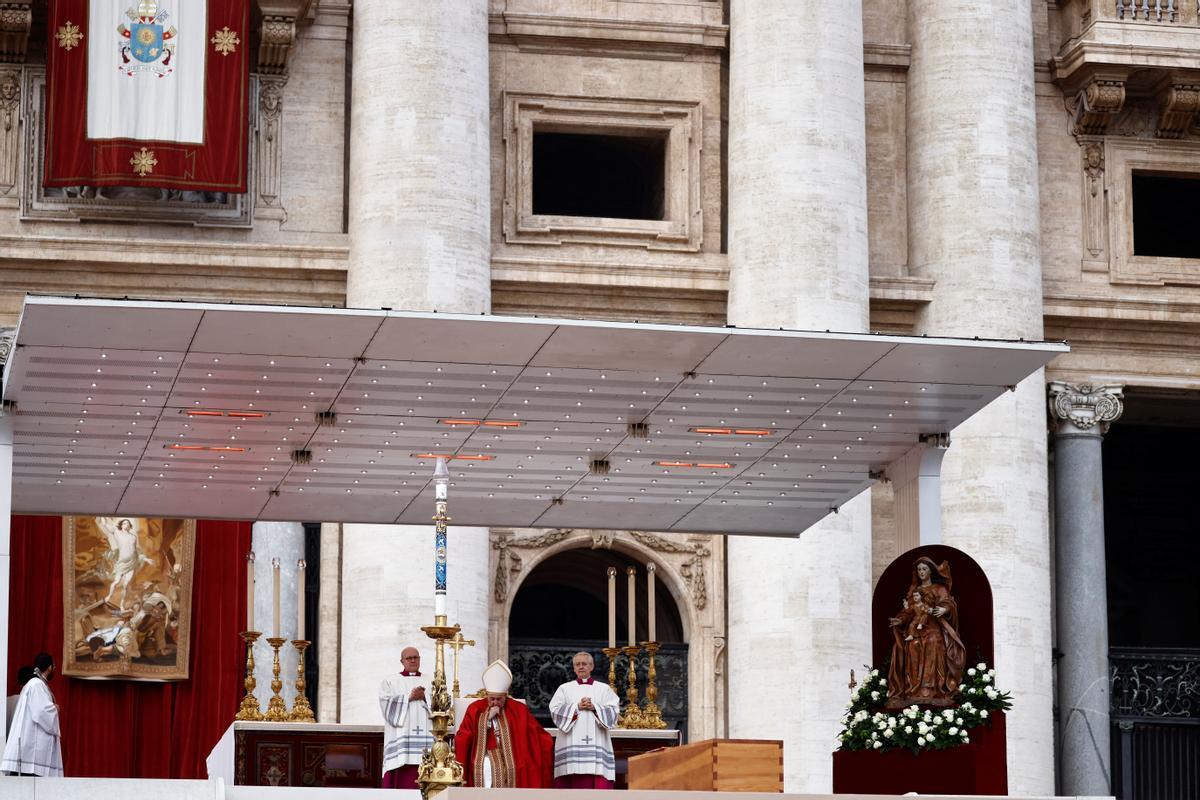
left=2, top=297, right=1066, bottom=536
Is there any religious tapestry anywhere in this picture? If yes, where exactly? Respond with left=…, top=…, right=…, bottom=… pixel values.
left=62, top=516, right=196, bottom=680
left=44, top=0, right=250, bottom=192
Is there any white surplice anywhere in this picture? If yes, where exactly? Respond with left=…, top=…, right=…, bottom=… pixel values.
left=549, top=678, right=619, bottom=780
left=379, top=672, right=434, bottom=776
left=1, top=676, right=63, bottom=776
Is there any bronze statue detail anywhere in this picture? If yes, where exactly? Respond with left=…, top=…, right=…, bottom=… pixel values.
left=885, top=557, right=966, bottom=708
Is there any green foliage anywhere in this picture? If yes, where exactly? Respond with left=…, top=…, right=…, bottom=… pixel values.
left=836, top=662, right=1012, bottom=754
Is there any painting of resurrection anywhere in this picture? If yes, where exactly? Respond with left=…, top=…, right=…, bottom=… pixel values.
left=62, top=517, right=196, bottom=680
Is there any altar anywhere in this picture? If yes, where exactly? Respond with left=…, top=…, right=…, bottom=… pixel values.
left=207, top=721, right=680, bottom=789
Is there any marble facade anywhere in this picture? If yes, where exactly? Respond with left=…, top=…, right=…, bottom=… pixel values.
left=1, top=0, right=1197, bottom=794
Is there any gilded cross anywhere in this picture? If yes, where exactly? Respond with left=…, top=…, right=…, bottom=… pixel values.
left=448, top=631, right=475, bottom=699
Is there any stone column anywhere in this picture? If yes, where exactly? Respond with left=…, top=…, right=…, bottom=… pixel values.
left=345, top=0, right=491, bottom=313
left=316, top=522, right=341, bottom=722
left=341, top=0, right=492, bottom=723
left=907, top=1, right=1052, bottom=793
left=1049, top=382, right=1123, bottom=796
left=725, top=2, right=871, bottom=791
left=251, top=521, right=306, bottom=710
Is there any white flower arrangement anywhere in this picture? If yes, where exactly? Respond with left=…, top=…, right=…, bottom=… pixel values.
left=836, top=661, right=1012, bottom=754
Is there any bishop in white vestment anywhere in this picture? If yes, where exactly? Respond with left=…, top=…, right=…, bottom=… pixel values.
left=549, top=651, right=620, bottom=789
left=1, top=656, right=63, bottom=777
left=379, top=646, right=434, bottom=789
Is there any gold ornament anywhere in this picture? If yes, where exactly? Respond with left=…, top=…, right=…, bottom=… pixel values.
left=129, top=147, right=157, bottom=177
left=56, top=22, right=83, bottom=51
left=211, top=27, right=240, bottom=56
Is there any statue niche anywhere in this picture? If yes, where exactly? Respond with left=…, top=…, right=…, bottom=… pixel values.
left=884, top=557, right=966, bottom=708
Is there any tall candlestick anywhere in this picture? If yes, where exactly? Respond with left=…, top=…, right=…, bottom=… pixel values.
left=647, top=562, right=657, bottom=642
left=246, top=551, right=255, bottom=632
left=272, top=558, right=281, bottom=639
left=626, top=566, right=636, bottom=647
left=296, top=559, right=306, bottom=639
left=607, top=567, right=617, bottom=649
left=433, top=457, right=450, bottom=622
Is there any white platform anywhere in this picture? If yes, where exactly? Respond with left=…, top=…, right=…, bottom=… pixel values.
left=1, top=296, right=1065, bottom=536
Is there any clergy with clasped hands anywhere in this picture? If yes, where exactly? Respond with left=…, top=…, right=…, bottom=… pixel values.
left=379, top=646, right=434, bottom=789
left=549, top=651, right=620, bottom=789
left=1, top=652, right=63, bottom=777
left=454, top=660, right=553, bottom=788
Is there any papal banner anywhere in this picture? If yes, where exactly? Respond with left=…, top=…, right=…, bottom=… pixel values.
left=45, top=0, right=249, bottom=192
left=62, top=516, right=196, bottom=681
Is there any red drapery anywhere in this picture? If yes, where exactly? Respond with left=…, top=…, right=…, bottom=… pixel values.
left=6, top=515, right=250, bottom=778
left=44, top=1, right=250, bottom=191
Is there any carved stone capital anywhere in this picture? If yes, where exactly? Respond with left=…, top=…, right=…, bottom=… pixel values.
left=0, top=1, right=32, bottom=64
left=256, top=1, right=314, bottom=75
left=1048, top=382, right=1124, bottom=435
left=1155, top=82, right=1200, bottom=140
left=1073, top=78, right=1126, bottom=137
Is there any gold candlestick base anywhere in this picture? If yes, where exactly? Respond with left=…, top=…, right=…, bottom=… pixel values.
left=289, top=640, right=316, bottom=722
left=618, top=644, right=647, bottom=728
left=263, top=636, right=290, bottom=721
left=602, top=646, right=620, bottom=695
left=235, top=631, right=264, bottom=721
left=417, top=616, right=465, bottom=800
left=640, top=641, right=667, bottom=729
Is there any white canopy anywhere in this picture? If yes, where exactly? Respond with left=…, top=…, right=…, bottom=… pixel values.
left=1, top=297, right=1065, bottom=536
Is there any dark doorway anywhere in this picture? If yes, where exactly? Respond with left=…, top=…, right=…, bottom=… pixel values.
left=507, top=547, right=688, bottom=735
left=532, top=130, right=668, bottom=220
left=1102, top=390, right=1200, bottom=800
left=1132, top=172, right=1200, bottom=259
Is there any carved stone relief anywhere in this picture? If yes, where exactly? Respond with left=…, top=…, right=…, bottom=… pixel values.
left=1048, top=382, right=1125, bottom=434
left=0, top=66, right=17, bottom=202
left=1080, top=141, right=1107, bottom=272
left=1155, top=82, right=1200, bottom=140
left=0, top=1, right=32, bottom=64
left=250, top=1, right=314, bottom=220
left=1073, top=78, right=1126, bottom=137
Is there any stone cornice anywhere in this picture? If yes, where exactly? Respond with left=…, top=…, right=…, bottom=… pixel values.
left=0, top=234, right=348, bottom=271
left=863, top=43, right=910, bottom=71
left=1044, top=290, right=1200, bottom=327
left=489, top=11, right=727, bottom=57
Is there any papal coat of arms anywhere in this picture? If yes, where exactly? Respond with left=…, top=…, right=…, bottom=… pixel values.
left=117, top=0, right=177, bottom=77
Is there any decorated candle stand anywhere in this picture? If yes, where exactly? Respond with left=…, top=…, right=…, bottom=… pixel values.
left=239, top=551, right=316, bottom=722
left=235, top=551, right=264, bottom=720
left=416, top=457, right=467, bottom=800
left=605, top=562, right=668, bottom=729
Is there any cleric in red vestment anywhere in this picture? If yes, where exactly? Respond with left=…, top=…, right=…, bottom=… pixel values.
left=454, top=660, right=553, bottom=788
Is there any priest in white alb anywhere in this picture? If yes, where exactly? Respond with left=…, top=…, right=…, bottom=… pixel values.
left=1, top=653, right=63, bottom=777
left=549, top=651, right=620, bottom=789
left=379, top=646, right=433, bottom=789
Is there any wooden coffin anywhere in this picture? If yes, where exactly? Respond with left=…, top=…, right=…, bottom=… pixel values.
left=627, top=738, right=783, bottom=792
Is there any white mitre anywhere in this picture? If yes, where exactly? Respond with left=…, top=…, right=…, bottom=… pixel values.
left=482, top=659, right=513, bottom=696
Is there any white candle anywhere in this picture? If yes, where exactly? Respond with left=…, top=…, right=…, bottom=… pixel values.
left=607, top=567, right=617, bottom=649
left=246, top=551, right=255, bottom=632
left=296, top=559, right=306, bottom=640
left=272, top=558, right=281, bottom=639
left=627, top=566, right=636, bottom=647
left=647, top=562, right=657, bottom=642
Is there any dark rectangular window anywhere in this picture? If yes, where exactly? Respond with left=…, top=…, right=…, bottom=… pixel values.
left=1132, top=172, right=1200, bottom=259
left=532, top=130, right=667, bottom=221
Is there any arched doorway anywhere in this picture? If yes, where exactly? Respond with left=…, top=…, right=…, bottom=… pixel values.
left=507, top=547, right=689, bottom=733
